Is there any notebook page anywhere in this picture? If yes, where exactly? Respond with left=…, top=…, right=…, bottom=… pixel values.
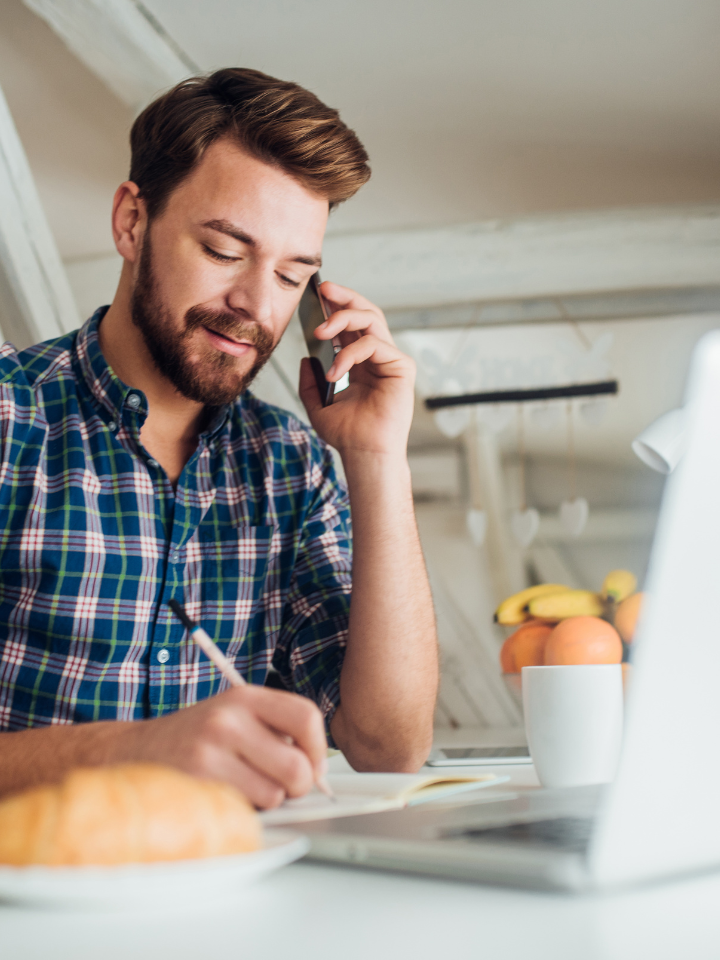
left=260, top=772, right=503, bottom=826
left=323, top=772, right=498, bottom=801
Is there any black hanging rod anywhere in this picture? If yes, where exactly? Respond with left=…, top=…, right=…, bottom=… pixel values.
left=425, top=379, right=619, bottom=410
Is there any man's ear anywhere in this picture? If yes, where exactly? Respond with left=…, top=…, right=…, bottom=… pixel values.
left=112, top=181, right=147, bottom=264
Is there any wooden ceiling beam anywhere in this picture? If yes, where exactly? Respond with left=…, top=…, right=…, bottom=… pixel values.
left=0, top=82, right=79, bottom=348
left=323, top=205, right=720, bottom=313
left=23, top=0, right=196, bottom=111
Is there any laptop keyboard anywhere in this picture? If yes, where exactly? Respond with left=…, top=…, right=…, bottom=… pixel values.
left=460, top=816, right=594, bottom=854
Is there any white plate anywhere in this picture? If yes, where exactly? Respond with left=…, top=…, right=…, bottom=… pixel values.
left=0, top=829, right=308, bottom=910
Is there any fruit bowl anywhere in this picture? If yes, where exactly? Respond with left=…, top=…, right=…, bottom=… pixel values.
left=495, top=572, right=643, bottom=716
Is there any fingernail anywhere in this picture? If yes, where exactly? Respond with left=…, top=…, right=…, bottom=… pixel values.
left=318, top=757, right=328, bottom=776
left=326, top=364, right=336, bottom=379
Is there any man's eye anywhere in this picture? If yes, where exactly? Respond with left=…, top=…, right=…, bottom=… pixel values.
left=203, top=245, right=239, bottom=263
left=278, top=274, right=301, bottom=289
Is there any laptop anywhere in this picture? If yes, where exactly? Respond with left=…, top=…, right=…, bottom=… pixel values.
left=301, top=328, right=720, bottom=892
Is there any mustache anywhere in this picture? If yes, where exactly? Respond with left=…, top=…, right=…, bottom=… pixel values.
left=184, top=306, right=274, bottom=354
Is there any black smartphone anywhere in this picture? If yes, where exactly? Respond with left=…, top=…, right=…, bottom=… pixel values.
left=298, top=272, right=336, bottom=407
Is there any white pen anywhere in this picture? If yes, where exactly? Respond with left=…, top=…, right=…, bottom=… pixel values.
left=168, top=599, right=336, bottom=802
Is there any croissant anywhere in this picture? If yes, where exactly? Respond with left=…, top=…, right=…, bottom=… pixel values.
left=0, top=764, right=263, bottom=866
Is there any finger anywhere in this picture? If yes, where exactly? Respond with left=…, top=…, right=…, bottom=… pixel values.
left=298, top=356, right=323, bottom=419
left=319, top=280, right=381, bottom=315
left=226, top=709, right=316, bottom=799
left=191, top=693, right=318, bottom=799
left=314, top=307, right=393, bottom=347
left=188, top=742, right=286, bottom=810
left=327, top=335, right=414, bottom=383
left=244, top=687, right=328, bottom=777
left=319, top=281, right=393, bottom=345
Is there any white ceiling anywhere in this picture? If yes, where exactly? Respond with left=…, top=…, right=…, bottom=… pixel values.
left=144, top=0, right=720, bottom=235
left=1, top=0, right=719, bottom=259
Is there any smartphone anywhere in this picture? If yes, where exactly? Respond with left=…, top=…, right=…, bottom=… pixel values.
left=426, top=746, right=532, bottom=766
left=298, top=272, right=336, bottom=407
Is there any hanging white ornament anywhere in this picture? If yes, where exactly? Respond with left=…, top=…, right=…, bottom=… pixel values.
left=557, top=402, right=589, bottom=536
left=530, top=403, right=563, bottom=431
left=559, top=496, right=589, bottom=537
left=509, top=405, right=538, bottom=547
left=466, top=508, right=487, bottom=547
left=434, top=406, right=470, bottom=438
left=510, top=507, right=540, bottom=547
left=479, top=405, right=513, bottom=434
left=579, top=398, right=609, bottom=426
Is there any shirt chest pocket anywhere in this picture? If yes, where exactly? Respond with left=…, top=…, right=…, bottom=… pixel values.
left=190, top=524, right=275, bottom=618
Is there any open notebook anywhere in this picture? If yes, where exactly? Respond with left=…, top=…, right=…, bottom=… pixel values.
left=260, top=771, right=507, bottom=826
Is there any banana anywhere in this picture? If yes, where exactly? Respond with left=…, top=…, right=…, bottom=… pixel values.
left=601, top=569, right=637, bottom=604
left=528, top=589, right=604, bottom=620
left=494, top=584, right=569, bottom=625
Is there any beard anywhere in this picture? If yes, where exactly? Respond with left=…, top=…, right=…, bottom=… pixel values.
left=130, top=234, right=275, bottom=406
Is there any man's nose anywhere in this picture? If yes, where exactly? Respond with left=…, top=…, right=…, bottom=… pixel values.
left=226, top=265, right=275, bottom=326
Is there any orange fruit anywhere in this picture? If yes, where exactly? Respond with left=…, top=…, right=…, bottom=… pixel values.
left=543, top=616, right=622, bottom=665
left=615, top=592, right=644, bottom=643
left=500, top=620, right=554, bottom=673
left=499, top=634, right=516, bottom=674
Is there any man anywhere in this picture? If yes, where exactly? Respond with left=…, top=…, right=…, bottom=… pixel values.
left=0, top=69, right=437, bottom=808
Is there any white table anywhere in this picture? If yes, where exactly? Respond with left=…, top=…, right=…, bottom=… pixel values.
left=3, top=759, right=720, bottom=960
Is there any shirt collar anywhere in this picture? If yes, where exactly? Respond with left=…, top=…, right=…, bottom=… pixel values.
left=72, top=307, right=232, bottom=440
left=73, top=307, right=137, bottom=427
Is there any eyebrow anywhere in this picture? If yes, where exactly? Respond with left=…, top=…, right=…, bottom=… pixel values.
left=200, top=218, right=322, bottom=268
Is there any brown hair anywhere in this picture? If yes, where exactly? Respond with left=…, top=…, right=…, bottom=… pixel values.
left=129, top=68, right=370, bottom=219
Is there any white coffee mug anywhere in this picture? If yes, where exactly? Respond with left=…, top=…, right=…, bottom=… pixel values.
left=522, top=664, right=624, bottom=789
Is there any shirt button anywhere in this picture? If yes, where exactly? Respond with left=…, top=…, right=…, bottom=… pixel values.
left=157, top=649, right=170, bottom=664
left=107, top=420, right=117, bottom=432
left=147, top=458, right=159, bottom=469
left=171, top=550, right=181, bottom=563
left=126, top=393, right=141, bottom=409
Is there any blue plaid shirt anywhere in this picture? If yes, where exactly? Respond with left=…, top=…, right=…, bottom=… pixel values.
left=0, top=309, right=351, bottom=736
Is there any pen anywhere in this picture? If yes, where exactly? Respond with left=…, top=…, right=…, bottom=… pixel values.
left=168, top=598, right=336, bottom=802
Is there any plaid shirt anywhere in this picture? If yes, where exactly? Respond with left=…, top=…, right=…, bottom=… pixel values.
left=0, top=308, right=351, bottom=737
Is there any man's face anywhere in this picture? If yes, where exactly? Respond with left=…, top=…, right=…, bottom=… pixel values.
left=130, top=138, right=329, bottom=405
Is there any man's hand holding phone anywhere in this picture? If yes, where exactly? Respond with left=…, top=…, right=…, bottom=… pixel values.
left=298, top=279, right=416, bottom=461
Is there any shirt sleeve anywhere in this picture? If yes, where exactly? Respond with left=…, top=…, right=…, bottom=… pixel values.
left=272, top=442, right=352, bottom=743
